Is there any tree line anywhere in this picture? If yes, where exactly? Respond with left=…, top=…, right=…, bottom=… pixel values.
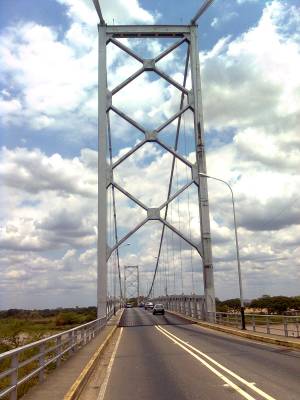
left=216, top=295, right=300, bottom=314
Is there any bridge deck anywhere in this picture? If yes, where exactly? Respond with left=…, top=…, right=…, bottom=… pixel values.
left=79, top=308, right=300, bottom=400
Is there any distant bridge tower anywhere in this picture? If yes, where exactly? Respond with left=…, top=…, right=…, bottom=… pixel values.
left=94, top=1, right=216, bottom=320
left=124, top=265, right=140, bottom=304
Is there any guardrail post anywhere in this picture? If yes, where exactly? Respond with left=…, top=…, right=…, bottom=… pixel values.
left=68, top=331, right=74, bottom=355
left=284, top=317, right=288, bottom=337
left=10, top=353, right=18, bottom=400
left=79, top=328, right=83, bottom=347
left=38, top=343, right=45, bottom=382
left=266, top=315, right=270, bottom=334
left=194, top=298, right=198, bottom=319
left=188, top=299, right=192, bottom=317
left=74, top=330, right=78, bottom=351
left=56, top=336, right=62, bottom=367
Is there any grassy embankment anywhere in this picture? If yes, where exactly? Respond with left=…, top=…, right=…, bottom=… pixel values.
left=0, top=307, right=96, bottom=399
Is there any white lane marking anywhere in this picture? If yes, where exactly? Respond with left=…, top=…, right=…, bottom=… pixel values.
left=96, top=327, right=123, bottom=400
left=156, top=326, right=277, bottom=400
left=155, top=326, right=255, bottom=400
left=157, top=326, right=276, bottom=400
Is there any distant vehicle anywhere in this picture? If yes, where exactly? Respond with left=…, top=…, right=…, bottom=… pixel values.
left=139, top=302, right=145, bottom=308
left=144, top=302, right=154, bottom=310
left=125, top=303, right=133, bottom=308
left=153, top=304, right=165, bottom=315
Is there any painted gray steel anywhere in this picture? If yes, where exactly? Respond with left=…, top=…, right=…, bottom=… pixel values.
left=96, top=23, right=216, bottom=320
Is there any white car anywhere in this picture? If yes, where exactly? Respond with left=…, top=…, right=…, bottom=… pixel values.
left=144, top=302, right=154, bottom=310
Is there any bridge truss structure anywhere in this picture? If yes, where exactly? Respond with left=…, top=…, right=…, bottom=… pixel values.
left=95, top=2, right=216, bottom=321
left=124, top=265, right=140, bottom=303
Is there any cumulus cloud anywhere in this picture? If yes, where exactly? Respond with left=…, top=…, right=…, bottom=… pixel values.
left=202, top=1, right=300, bottom=135
left=57, top=0, right=158, bottom=25
left=0, top=0, right=161, bottom=140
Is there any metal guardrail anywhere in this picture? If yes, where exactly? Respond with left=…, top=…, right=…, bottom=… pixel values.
left=154, top=296, right=300, bottom=338
left=215, top=312, right=300, bottom=337
left=0, top=301, right=120, bottom=400
left=153, top=295, right=206, bottom=320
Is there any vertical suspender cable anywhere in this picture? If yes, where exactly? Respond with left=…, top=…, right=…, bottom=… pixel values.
left=182, top=111, right=195, bottom=293
left=107, top=114, right=123, bottom=299
left=165, top=227, right=170, bottom=296
left=170, top=201, right=176, bottom=294
left=148, top=45, right=190, bottom=298
left=175, top=158, right=184, bottom=294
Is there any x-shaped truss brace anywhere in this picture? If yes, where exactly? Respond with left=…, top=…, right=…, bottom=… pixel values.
left=106, top=32, right=203, bottom=261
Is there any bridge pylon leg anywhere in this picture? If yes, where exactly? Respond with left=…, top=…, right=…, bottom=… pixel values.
left=97, top=24, right=108, bottom=319
left=190, top=25, right=216, bottom=321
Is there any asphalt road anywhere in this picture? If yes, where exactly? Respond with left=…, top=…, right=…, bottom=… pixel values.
left=94, top=308, right=300, bottom=400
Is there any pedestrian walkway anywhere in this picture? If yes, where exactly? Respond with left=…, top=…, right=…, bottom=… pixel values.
left=23, top=312, right=121, bottom=400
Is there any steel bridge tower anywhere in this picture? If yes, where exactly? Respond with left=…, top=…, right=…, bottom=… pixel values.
left=94, top=0, right=216, bottom=321
left=124, top=265, right=140, bottom=304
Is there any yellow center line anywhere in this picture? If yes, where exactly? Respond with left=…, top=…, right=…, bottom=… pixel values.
left=156, top=325, right=277, bottom=400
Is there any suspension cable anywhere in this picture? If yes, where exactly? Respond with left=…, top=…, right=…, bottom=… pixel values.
left=170, top=200, right=176, bottom=294
left=175, top=158, right=184, bottom=294
left=147, top=44, right=190, bottom=298
left=107, top=114, right=123, bottom=299
left=190, top=0, right=215, bottom=25
left=165, top=226, right=170, bottom=296
left=92, top=0, right=106, bottom=25
left=182, top=111, right=195, bottom=293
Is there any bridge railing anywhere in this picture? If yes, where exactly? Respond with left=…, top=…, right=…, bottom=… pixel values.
left=215, top=312, right=300, bottom=337
left=153, top=296, right=300, bottom=338
left=153, top=295, right=206, bottom=320
left=0, top=301, right=121, bottom=400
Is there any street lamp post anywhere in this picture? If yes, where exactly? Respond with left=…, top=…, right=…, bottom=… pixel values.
left=199, top=173, right=246, bottom=330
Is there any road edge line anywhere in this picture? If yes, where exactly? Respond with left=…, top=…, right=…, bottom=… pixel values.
left=165, top=310, right=300, bottom=350
left=64, top=310, right=124, bottom=400
left=96, top=327, right=123, bottom=400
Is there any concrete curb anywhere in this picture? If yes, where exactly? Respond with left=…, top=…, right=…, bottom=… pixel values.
left=166, top=310, right=300, bottom=350
left=64, top=310, right=123, bottom=400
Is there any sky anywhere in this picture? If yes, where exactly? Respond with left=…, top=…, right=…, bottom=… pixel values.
left=0, top=0, right=299, bottom=309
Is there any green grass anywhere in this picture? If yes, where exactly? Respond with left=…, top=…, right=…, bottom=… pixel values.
left=0, top=308, right=97, bottom=399
left=0, top=309, right=97, bottom=347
